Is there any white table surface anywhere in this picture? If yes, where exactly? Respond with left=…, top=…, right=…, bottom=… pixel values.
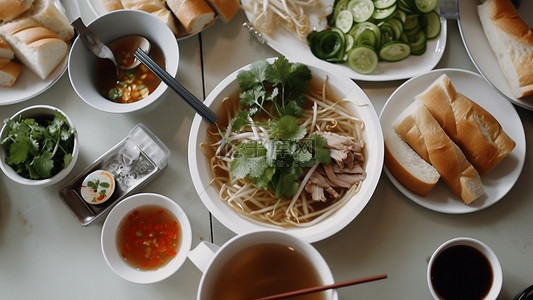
left=1, top=2, right=532, bottom=299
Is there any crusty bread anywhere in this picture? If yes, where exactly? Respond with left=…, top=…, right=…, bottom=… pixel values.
left=385, top=132, right=440, bottom=196
left=0, top=58, right=23, bottom=87
left=0, top=18, right=67, bottom=79
left=166, top=0, right=215, bottom=35
left=206, top=0, right=240, bottom=22
left=393, top=100, right=484, bottom=204
left=21, top=0, right=74, bottom=41
left=120, top=0, right=180, bottom=35
left=0, top=35, right=15, bottom=59
left=416, top=74, right=516, bottom=174
left=103, top=0, right=124, bottom=11
left=0, top=0, right=34, bottom=23
left=478, top=0, right=533, bottom=98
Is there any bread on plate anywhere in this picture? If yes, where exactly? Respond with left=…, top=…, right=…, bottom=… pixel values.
left=415, top=74, right=516, bottom=175
left=166, top=0, right=215, bottom=35
left=0, top=0, right=34, bottom=23
left=477, top=0, right=533, bottom=98
left=21, top=0, right=74, bottom=41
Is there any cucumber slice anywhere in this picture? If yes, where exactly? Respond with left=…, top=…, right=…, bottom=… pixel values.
left=356, top=29, right=378, bottom=48
left=335, top=10, right=354, bottom=33
left=379, top=41, right=410, bottom=61
left=347, top=0, right=375, bottom=23
left=408, top=30, right=427, bottom=55
left=349, top=22, right=381, bottom=44
left=344, top=33, right=355, bottom=52
left=423, top=10, right=441, bottom=39
left=415, top=0, right=438, bottom=13
left=372, top=4, right=397, bottom=20
left=347, top=46, right=378, bottom=74
left=373, top=0, right=396, bottom=9
left=329, top=0, right=351, bottom=26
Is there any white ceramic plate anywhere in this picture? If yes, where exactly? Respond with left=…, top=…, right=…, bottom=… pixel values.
left=241, top=0, right=447, bottom=81
left=188, top=58, right=384, bottom=243
left=0, top=0, right=77, bottom=106
left=380, top=69, right=526, bottom=214
left=86, top=0, right=215, bottom=40
left=457, top=0, right=533, bottom=110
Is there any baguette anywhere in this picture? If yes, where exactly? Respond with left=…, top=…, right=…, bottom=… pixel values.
left=393, top=100, right=484, bottom=204
left=103, top=0, right=124, bottom=11
left=0, top=0, right=34, bottom=23
left=0, top=58, right=23, bottom=87
left=120, top=0, right=180, bottom=35
left=0, top=18, right=67, bottom=79
left=206, top=0, right=240, bottom=22
left=416, top=74, right=516, bottom=174
left=21, top=0, right=74, bottom=41
left=166, top=0, right=215, bottom=35
left=477, top=0, right=533, bottom=98
left=0, top=35, right=14, bottom=59
left=385, top=132, right=440, bottom=196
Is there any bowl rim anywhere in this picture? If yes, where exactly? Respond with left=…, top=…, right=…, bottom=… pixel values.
left=100, top=192, right=192, bottom=284
left=188, top=57, right=384, bottom=243
left=0, top=104, right=79, bottom=186
left=68, top=9, right=179, bottom=114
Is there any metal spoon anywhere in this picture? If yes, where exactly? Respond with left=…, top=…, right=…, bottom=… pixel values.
left=71, top=18, right=150, bottom=71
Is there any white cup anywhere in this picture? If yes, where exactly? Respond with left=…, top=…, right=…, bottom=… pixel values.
left=427, top=237, right=503, bottom=300
left=188, top=230, right=338, bottom=300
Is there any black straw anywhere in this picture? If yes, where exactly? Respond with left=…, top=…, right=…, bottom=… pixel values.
left=134, top=48, right=218, bottom=124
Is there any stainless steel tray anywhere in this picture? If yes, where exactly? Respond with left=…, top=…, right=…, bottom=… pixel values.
left=59, top=124, right=170, bottom=226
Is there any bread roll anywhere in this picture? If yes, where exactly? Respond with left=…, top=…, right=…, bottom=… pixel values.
left=385, top=132, right=440, bottom=196
left=0, top=0, right=34, bottom=23
left=0, top=58, right=23, bottom=87
left=0, top=18, right=67, bottom=79
left=0, top=35, right=14, bottom=59
left=393, top=100, right=484, bottom=204
left=166, top=0, right=215, bottom=35
left=21, top=0, right=74, bottom=41
left=416, top=74, right=516, bottom=174
left=120, top=0, right=180, bottom=35
left=206, top=0, right=240, bottom=22
left=477, top=0, right=533, bottom=98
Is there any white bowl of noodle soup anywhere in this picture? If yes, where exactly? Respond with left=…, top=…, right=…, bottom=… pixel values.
left=188, top=57, right=384, bottom=243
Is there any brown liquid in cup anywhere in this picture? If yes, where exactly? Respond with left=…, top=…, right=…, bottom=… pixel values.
left=205, top=243, right=326, bottom=300
left=431, top=245, right=493, bottom=300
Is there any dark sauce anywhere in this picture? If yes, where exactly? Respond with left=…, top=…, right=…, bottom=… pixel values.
left=431, top=245, right=493, bottom=300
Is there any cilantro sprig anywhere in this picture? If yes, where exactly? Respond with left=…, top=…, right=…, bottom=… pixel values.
left=227, top=56, right=331, bottom=199
left=1, top=111, right=76, bottom=180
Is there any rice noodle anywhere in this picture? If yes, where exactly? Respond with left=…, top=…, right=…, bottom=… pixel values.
left=200, top=77, right=366, bottom=228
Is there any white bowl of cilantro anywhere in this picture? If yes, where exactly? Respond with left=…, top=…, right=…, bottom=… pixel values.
left=0, top=105, right=79, bottom=186
left=188, top=56, right=384, bottom=243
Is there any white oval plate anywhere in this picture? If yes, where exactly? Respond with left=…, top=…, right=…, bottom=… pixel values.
left=380, top=68, right=526, bottom=214
left=241, top=0, right=447, bottom=81
left=457, top=0, right=533, bottom=110
left=188, top=58, right=384, bottom=243
left=0, top=0, right=76, bottom=106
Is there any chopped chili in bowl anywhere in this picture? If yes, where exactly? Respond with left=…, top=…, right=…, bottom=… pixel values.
left=116, top=205, right=181, bottom=270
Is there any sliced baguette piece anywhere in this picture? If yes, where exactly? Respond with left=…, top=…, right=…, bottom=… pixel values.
left=0, top=35, right=15, bottom=59
left=0, top=19, right=67, bottom=79
left=385, top=132, right=440, bottom=196
left=0, top=58, right=23, bottom=87
left=21, top=0, right=74, bottom=41
left=393, top=100, right=484, bottom=204
left=166, top=0, right=215, bottom=35
left=477, top=0, right=533, bottom=98
left=416, top=74, right=516, bottom=174
left=0, top=0, right=34, bottom=23
left=206, top=0, right=240, bottom=22
left=120, top=0, right=180, bottom=35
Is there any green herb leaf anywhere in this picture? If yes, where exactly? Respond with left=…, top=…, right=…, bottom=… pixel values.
left=308, top=134, right=331, bottom=164
left=269, top=116, right=306, bottom=140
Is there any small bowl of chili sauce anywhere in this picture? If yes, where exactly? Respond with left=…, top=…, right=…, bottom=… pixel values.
left=101, top=193, right=192, bottom=283
left=427, top=237, right=503, bottom=300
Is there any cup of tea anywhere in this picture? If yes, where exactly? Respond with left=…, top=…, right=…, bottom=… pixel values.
left=427, top=237, right=503, bottom=300
left=188, top=230, right=338, bottom=300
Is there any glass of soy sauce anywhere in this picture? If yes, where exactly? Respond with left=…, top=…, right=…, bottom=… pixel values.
left=427, top=237, right=503, bottom=300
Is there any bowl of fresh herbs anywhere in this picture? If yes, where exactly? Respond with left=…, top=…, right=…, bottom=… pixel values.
left=0, top=105, right=79, bottom=186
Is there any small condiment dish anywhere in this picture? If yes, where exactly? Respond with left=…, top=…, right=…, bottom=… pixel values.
left=101, top=193, right=192, bottom=284
left=427, top=237, right=503, bottom=300
left=0, top=105, right=79, bottom=187
left=68, top=10, right=179, bottom=113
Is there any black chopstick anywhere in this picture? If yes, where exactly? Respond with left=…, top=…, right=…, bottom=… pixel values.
left=134, top=48, right=218, bottom=124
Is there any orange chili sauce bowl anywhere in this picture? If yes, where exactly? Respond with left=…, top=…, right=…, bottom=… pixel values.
left=101, top=193, right=192, bottom=284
